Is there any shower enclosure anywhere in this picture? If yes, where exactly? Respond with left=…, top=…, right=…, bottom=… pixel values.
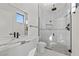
left=38, top=3, right=72, bottom=55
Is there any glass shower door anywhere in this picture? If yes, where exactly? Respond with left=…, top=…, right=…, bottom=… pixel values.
left=38, top=3, right=72, bottom=55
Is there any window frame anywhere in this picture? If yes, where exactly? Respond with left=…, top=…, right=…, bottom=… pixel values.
left=16, top=12, right=24, bottom=24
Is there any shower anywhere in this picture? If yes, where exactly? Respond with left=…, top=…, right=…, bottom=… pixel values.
left=38, top=3, right=72, bottom=56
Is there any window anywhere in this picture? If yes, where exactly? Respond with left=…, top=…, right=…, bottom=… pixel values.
left=16, top=13, right=24, bottom=24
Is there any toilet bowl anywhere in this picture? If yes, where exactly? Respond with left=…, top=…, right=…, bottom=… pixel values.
left=37, top=42, right=47, bottom=53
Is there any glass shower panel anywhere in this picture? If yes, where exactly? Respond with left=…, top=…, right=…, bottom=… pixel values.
left=39, top=3, right=71, bottom=55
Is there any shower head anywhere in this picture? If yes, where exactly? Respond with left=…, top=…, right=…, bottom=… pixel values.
left=51, top=7, right=57, bottom=11
left=51, top=4, right=57, bottom=11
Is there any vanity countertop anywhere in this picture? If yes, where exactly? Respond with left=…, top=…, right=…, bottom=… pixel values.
left=0, top=36, right=31, bottom=51
left=0, top=36, right=38, bottom=56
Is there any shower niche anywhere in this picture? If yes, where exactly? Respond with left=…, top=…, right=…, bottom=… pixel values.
left=38, top=3, right=72, bottom=55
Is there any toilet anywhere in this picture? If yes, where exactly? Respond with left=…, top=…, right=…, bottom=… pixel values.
left=37, top=41, right=47, bottom=53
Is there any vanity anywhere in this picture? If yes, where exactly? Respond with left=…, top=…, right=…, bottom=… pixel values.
left=0, top=36, right=38, bottom=56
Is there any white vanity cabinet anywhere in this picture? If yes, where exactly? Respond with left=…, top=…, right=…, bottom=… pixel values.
left=0, top=38, right=38, bottom=56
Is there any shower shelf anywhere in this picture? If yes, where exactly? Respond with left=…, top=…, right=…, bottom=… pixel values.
left=29, top=25, right=67, bottom=30
left=40, top=28, right=66, bottom=30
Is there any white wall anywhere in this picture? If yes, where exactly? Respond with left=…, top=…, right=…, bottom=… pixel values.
left=72, top=7, right=79, bottom=56
left=0, top=3, right=38, bottom=56
left=0, top=4, right=26, bottom=42
left=11, top=3, right=38, bottom=39
left=0, top=3, right=38, bottom=40
left=0, top=4, right=14, bottom=41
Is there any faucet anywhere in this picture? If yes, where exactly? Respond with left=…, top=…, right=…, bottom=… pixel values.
left=9, top=32, right=20, bottom=38
left=9, top=32, right=16, bottom=38
left=16, top=32, right=20, bottom=38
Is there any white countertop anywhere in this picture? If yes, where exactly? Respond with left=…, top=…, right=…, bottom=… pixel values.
left=0, top=35, right=39, bottom=52
left=0, top=36, right=31, bottom=51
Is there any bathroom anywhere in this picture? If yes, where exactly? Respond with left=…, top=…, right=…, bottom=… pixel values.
left=0, top=3, right=79, bottom=56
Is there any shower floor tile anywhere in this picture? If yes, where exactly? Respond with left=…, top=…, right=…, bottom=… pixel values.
left=35, top=48, right=68, bottom=56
